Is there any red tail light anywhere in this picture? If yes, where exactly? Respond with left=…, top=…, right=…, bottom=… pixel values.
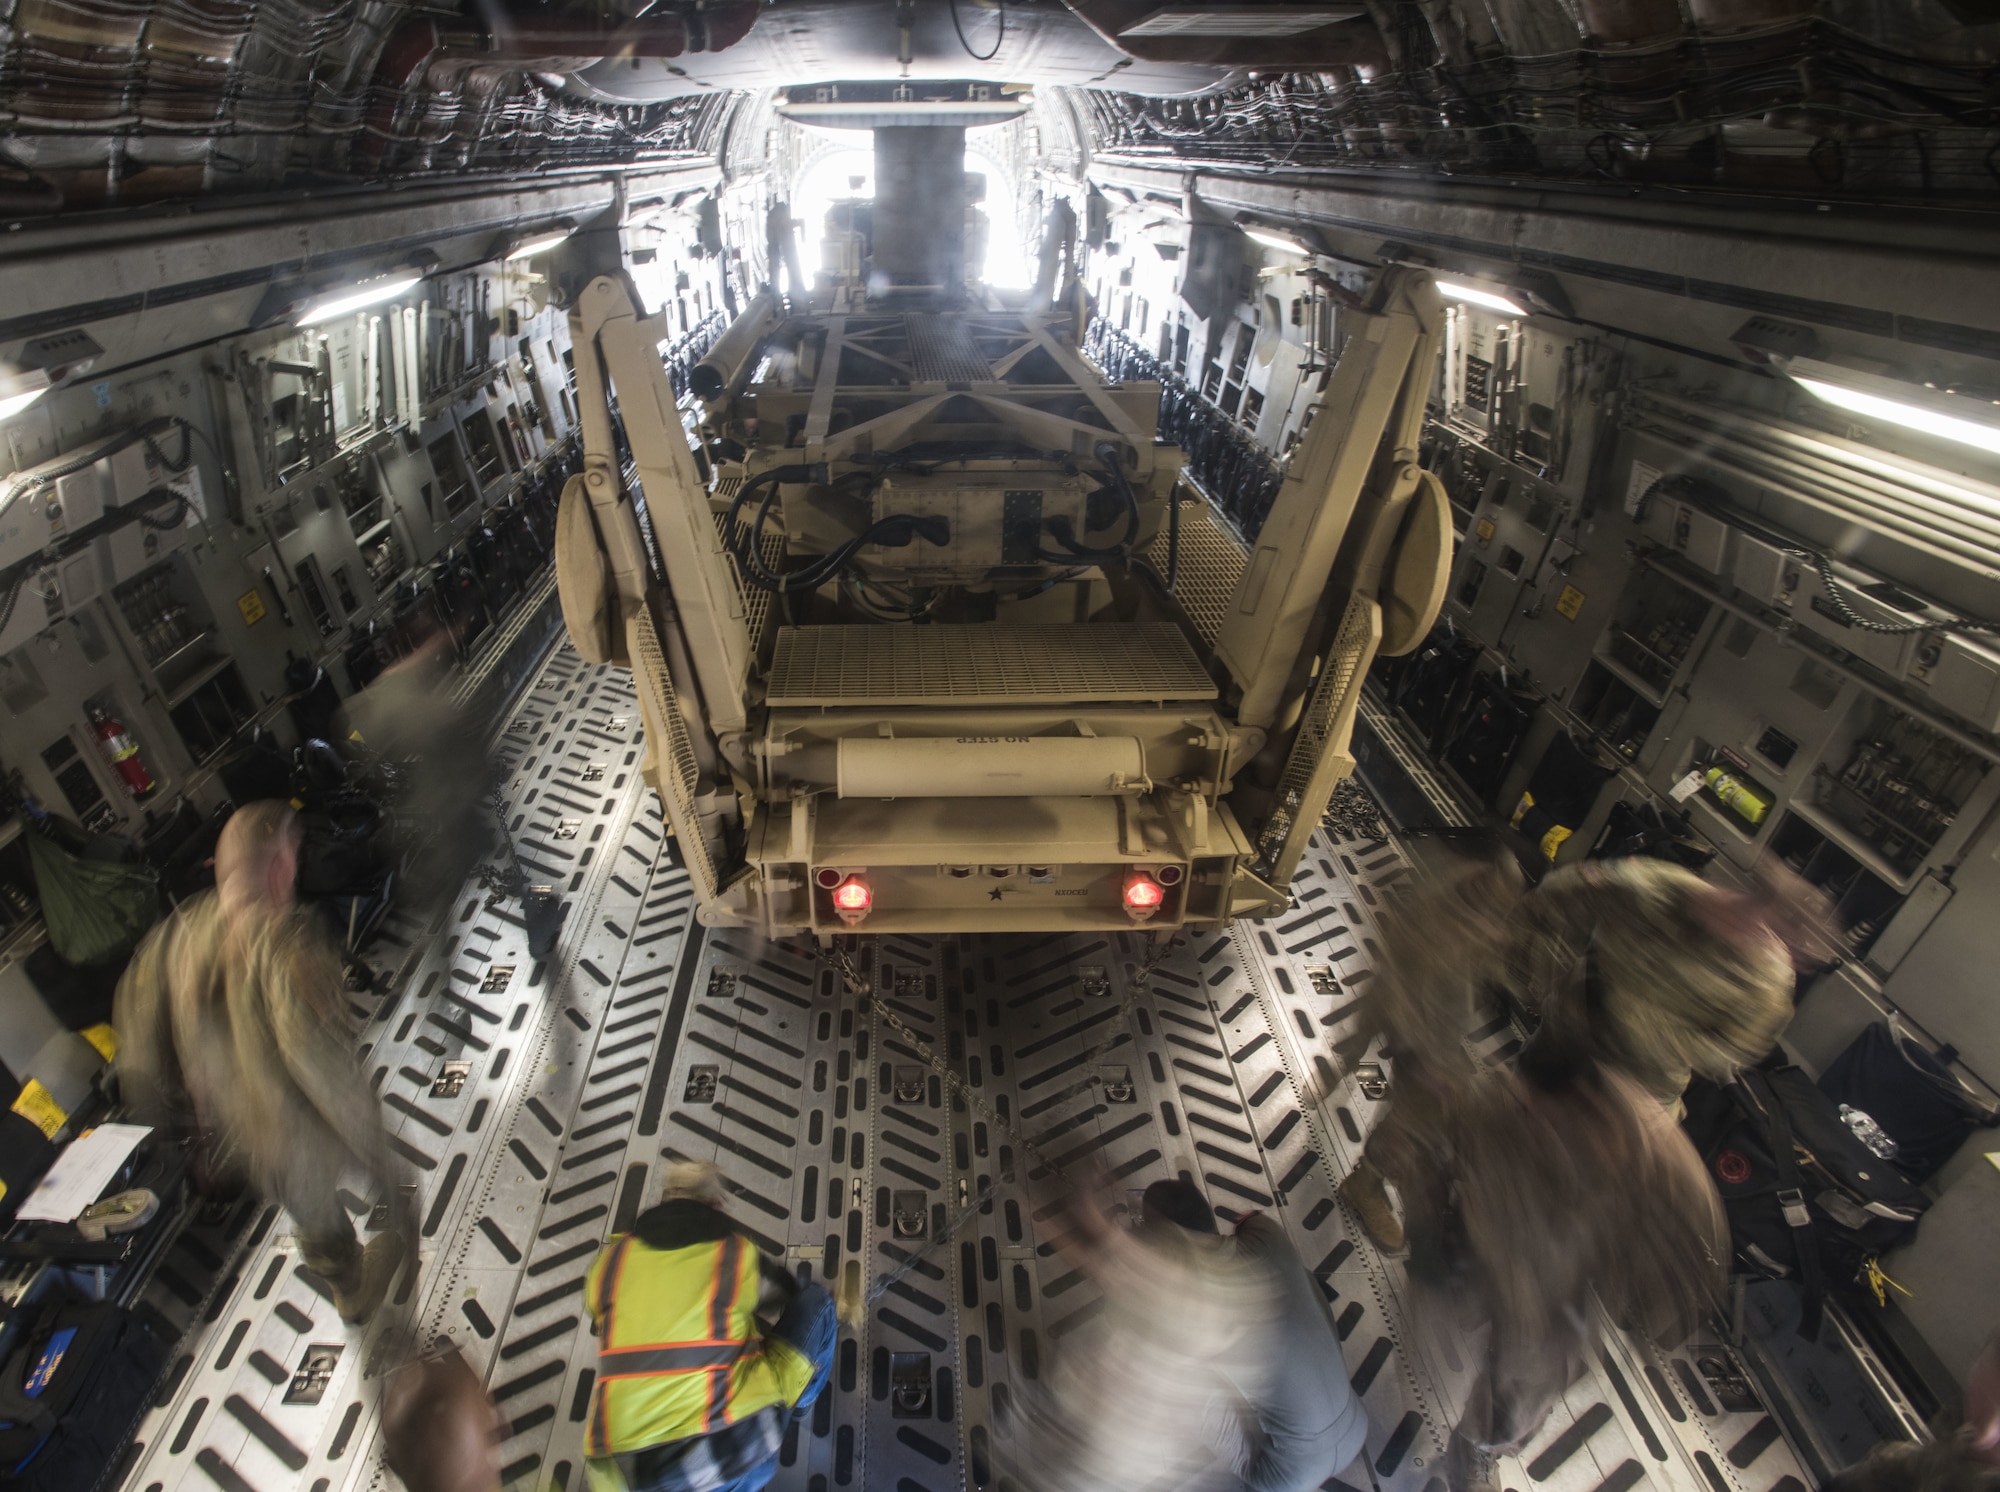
left=1123, top=871, right=1165, bottom=921
left=831, top=875, right=872, bottom=925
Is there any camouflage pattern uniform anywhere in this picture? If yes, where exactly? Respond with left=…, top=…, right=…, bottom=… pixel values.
left=114, top=892, right=408, bottom=1292
left=1509, top=858, right=1796, bottom=1111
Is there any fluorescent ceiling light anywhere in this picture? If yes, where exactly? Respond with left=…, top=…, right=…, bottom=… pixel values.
left=507, top=226, right=575, bottom=261
left=1437, top=280, right=1527, bottom=316
left=1123, top=6, right=1365, bottom=36
left=1244, top=228, right=1309, bottom=256
left=296, top=273, right=424, bottom=327
left=0, top=387, right=45, bottom=421
left=1790, top=361, right=2000, bottom=457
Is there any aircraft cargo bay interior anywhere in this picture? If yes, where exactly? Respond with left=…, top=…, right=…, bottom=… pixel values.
left=0, top=5, right=1997, bottom=1492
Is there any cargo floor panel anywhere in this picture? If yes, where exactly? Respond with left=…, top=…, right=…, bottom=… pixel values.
left=117, top=661, right=1812, bottom=1492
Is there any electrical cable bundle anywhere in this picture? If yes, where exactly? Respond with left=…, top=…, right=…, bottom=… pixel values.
left=718, top=442, right=1157, bottom=600
left=720, top=463, right=953, bottom=596
left=0, top=484, right=194, bottom=636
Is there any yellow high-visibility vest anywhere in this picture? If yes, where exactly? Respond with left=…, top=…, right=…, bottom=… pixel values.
left=581, top=1228, right=813, bottom=1457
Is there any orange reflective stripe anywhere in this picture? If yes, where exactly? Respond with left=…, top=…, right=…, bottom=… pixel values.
left=703, top=1236, right=744, bottom=1428
left=597, top=1236, right=635, bottom=1331
left=588, top=1236, right=636, bottom=1454
left=711, top=1235, right=744, bottom=1341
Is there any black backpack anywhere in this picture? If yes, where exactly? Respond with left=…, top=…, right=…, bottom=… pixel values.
left=0, top=1300, right=165, bottom=1491
left=0, top=1107, right=55, bottom=1228
left=1817, top=1020, right=1999, bottom=1183
left=1682, top=1064, right=1929, bottom=1339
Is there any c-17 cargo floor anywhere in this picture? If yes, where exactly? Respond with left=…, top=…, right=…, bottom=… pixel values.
left=118, top=641, right=1813, bottom=1492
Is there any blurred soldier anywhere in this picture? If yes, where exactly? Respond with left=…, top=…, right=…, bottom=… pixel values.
left=1322, top=846, right=1787, bottom=1490
left=114, top=801, right=411, bottom=1323
left=382, top=1343, right=503, bottom=1492
left=581, top=1161, right=836, bottom=1492
left=765, top=198, right=806, bottom=301
left=1828, top=1327, right=2000, bottom=1492
left=1029, top=195, right=1078, bottom=312
left=1509, top=857, right=1807, bottom=1113
left=1023, top=1176, right=1368, bottom=1492
left=338, top=611, right=491, bottom=890
left=1341, top=851, right=1810, bottom=1254
left=1432, top=1053, right=1728, bottom=1490
left=1338, top=840, right=1525, bottom=1254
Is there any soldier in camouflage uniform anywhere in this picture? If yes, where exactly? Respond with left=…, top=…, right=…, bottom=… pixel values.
left=114, top=800, right=412, bottom=1324
left=1332, top=850, right=1815, bottom=1491
left=1339, top=852, right=1807, bottom=1250
left=1335, top=840, right=1525, bottom=1255
left=1506, top=856, right=1805, bottom=1113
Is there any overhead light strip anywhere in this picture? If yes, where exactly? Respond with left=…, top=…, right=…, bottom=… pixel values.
left=1787, top=362, right=2000, bottom=458
left=1436, top=280, right=1527, bottom=316
left=0, top=387, right=46, bottom=422
left=507, top=221, right=577, bottom=261
left=1243, top=227, right=1310, bottom=257
left=297, top=273, right=424, bottom=327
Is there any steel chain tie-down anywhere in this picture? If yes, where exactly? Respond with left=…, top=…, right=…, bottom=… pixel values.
left=823, top=938, right=1178, bottom=1305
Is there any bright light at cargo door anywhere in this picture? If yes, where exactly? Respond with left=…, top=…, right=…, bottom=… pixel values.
left=967, top=147, right=1033, bottom=290
left=833, top=878, right=871, bottom=912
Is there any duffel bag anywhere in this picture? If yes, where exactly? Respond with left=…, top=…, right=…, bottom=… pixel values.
left=0, top=1300, right=165, bottom=1491
left=1682, top=1063, right=1928, bottom=1339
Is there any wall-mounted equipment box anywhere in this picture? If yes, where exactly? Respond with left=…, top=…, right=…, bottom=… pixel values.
left=1789, top=560, right=1929, bottom=678
left=1729, top=532, right=1797, bottom=607
left=1646, top=499, right=1733, bottom=576
left=1921, top=632, right=2000, bottom=735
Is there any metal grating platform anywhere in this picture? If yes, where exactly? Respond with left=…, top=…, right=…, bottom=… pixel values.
left=118, top=642, right=1813, bottom=1492
left=906, top=314, right=996, bottom=385
left=713, top=489, right=786, bottom=658
left=1148, top=494, right=1248, bottom=651
left=767, top=624, right=1218, bottom=707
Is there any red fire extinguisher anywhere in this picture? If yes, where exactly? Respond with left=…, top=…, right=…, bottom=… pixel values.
left=89, top=706, right=156, bottom=800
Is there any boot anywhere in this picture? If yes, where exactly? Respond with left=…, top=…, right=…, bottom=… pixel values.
left=1445, top=1431, right=1501, bottom=1492
left=1338, top=1157, right=1406, bottom=1252
left=335, top=1230, right=408, bottom=1326
left=299, top=1231, right=365, bottom=1308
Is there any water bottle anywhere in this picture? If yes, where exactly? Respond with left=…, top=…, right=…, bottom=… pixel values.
left=1839, top=1103, right=1900, bottom=1160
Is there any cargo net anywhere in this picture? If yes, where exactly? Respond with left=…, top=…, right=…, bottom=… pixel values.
left=627, top=608, right=719, bottom=902
left=1257, top=594, right=1382, bottom=886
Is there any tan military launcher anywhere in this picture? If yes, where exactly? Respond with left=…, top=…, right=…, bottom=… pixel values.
left=555, top=269, right=1450, bottom=938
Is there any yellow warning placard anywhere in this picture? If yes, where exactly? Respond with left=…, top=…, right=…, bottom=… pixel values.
left=237, top=588, right=267, bottom=626
left=1474, top=518, right=1496, bottom=543
left=1555, top=583, right=1587, bottom=621
left=11, top=1078, right=66, bottom=1140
